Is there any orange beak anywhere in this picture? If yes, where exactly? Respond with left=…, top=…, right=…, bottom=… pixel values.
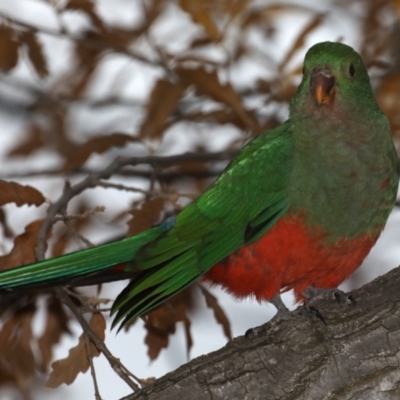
left=311, top=72, right=336, bottom=106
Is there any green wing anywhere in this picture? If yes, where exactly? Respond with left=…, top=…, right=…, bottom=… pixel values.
left=111, top=122, right=293, bottom=330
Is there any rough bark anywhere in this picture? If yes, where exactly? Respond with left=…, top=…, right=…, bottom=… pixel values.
left=123, top=266, right=400, bottom=400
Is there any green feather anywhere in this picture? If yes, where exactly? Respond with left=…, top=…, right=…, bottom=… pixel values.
left=0, top=227, right=164, bottom=288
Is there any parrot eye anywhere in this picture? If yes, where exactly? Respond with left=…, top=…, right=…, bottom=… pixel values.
left=349, top=64, right=356, bottom=77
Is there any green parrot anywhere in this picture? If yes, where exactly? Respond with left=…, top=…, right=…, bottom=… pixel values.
left=0, top=41, right=397, bottom=331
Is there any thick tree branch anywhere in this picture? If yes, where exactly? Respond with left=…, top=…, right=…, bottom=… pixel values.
left=123, top=265, right=400, bottom=400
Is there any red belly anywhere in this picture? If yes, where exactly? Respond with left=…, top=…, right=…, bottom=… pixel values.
left=203, top=214, right=379, bottom=302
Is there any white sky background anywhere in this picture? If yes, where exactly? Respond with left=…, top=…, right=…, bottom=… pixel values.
left=0, top=1, right=399, bottom=399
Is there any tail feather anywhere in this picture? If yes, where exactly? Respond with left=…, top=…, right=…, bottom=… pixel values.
left=111, top=246, right=203, bottom=330
left=0, top=227, right=164, bottom=291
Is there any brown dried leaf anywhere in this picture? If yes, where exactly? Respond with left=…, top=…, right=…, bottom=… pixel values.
left=38, top=297, right=71, bottom=372
left=76, top=68, right=98, bottom=97
left=279, top=13, right=325, bottom=72
left=42, top=104, right=76, bottom=157
left=377, top=72, right=400, bottom=114
left=63, top=132, right=138, bottom=170
left=184, top=109, right=249, bottom=130
left=0, top=208, right=14, bottom=238
left=360, top=1, right=391, bottom=62
left=199, top=284, right=232, bottom=340
left=0, top=220, right=46, bottom=271
left=182, top=314, right=193, bottom=358
left=227, top=0, right=252, bottom=19
left=377, top=72, right=400, bottom=139
left=45, top=313, right=105, bottom=388
left=144, top=307, right=175, bottom=360
left=127, top=198, right=165, bottom=236
left=144, top=286, right=195, bottom=360
left=51, top=228, right=75, bottom=259
left=241, top=4, right=313, bottom=29
left=65, top=0, right=105, bottom=31
left=0, top=367, right=14, bottom=386
left=68, top=29, right=105, bottom=96
left=179, top=0, right=219, bottom=40
left=0, top=180, right=45, bottom=207
left=0, top=25, right=19, bottom=72
left=7, top=124, right=45, bottom=157
left=74, top=31, right=101, bottom=68
left=71, top=53, right=99, bottom=96
left=0, top=305, right=37, bottom=387
left=88, top=312, right=106, bottom=352
left=51, top=201, right=93, bottom=257
left=98, top=0, right=164, bottom=46
left=176, top=66, right=259, bottom=131
left=395, top=0, right=400, bottom=15
left=139, top=78, right=187, bottom=140
left=20, top=31, right=48, bottom=78
left=189, top=36, right=214, bottom=48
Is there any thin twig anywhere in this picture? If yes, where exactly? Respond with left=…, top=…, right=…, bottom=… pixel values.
left=1, top=150, right=236, bottom=181
left=53, top=205, right=105, bottom=222
left=64, top=288, right=113, bottom=309
left=56, top=206, right=105, bottom=247
left=63, top=217, right=96, bottom=248
left=97, top=181, right=198, bottom=200
left=0, top=12, right=163, bottom=68
left=54, top=287, right=140, bottom=391
left=0, top=165, right=227, bottom=181
left=81, top=307, right=113, bottom=313
left=83, top=333, right=102, bottom=400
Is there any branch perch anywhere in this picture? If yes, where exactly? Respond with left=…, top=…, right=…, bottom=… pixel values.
left=123, top=265, right=400, bottom=400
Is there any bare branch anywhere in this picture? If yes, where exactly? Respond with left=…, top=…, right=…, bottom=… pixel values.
left=83, top=333, right=102, bottom=400
left=54, top=287, right=140, bottom=392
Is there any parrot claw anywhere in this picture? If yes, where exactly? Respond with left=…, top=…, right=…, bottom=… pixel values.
left=295, top=305, right=326, bottom=325
left=302, top=286, right=356, bottom=306
left=245, top=326, right=260, bottom=338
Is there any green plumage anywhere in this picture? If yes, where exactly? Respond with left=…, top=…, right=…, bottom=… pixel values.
left=289, top=42, right=397, bottom=238
left=0, top=228, right=164, bottom=288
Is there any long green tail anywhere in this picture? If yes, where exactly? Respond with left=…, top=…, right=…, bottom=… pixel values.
left=0, top=227, right=164, bottom=290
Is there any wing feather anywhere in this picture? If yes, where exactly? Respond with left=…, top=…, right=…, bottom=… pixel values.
left=111, top=123, right=294, bottom=329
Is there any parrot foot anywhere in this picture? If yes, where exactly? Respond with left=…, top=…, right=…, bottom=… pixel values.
left=245, top=293, right=330, bottom=338
left=269, top=293, right=292, bottom=320
left=302, top=286, right=356, bottom=306
left=245, top=294, right=290, bottom=338
left=295, top=287, right=356, bottom=326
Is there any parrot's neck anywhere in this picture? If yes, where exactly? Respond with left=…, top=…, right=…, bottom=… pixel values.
left=288, top=109, right=398, bottom=240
